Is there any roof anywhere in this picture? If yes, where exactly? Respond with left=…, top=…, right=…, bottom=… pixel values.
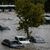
left=15, top=36, right=26, bottom=38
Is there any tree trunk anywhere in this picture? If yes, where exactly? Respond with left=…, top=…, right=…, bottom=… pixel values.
left=24, top=18, right=31, bottom=39
left=25, top=27, right=30, bottom=39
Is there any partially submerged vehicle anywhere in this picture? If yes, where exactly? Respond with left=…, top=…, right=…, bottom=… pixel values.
left=29, top=36, right=46, bottom=43
left=1, top=39, right=24, bottom=48
left=0, top=25, right=10, bottom=31
left=15, top=36, right=30, bottom=44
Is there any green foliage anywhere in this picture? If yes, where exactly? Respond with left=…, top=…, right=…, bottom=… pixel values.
left=32, top=0, right=46, bottom=4
left=15, top=0, right=45, bottom=38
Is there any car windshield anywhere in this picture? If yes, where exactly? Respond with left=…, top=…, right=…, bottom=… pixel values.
left=19, top=38, right=27, bottom=41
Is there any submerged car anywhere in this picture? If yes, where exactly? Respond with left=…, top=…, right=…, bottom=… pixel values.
left=15, top=36, right=30, bottom=44
left=29, top=36, right=48, bottom=50
left=29, top=36, right=46, bottom=43
left=1, top=39, right=24, bottom=48
left=0, top=25, right=10, bottom=31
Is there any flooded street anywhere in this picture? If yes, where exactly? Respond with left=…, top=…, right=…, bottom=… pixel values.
left=0, top=12, right=50, bottom=50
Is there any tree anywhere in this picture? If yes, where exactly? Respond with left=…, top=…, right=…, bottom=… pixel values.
left=15, top=0, right=45, bottom=38
left=32, top=0, right=46, bottom=4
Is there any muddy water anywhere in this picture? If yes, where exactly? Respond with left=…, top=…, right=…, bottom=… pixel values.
left=0, top=12, right=50, bottom=50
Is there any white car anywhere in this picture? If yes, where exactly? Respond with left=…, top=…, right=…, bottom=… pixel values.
left=44, top=13, right=50, bottom=20
left=44, top=13, right=50, bottom=24
left=15, top=36, right=30, bottom=44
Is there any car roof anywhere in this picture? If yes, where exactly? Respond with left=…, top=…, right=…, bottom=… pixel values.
left=16, top=36, right=26, bottom=38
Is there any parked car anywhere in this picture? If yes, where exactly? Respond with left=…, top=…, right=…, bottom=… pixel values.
left=0, top=25, right=10, bottom=31
left=1, top=39, right=24, bottom=48
left=29, top=36, right=46, bottom=43
left=29, top=36, right=48, bottom=50
left=44, top=13, right=50, bottom=24
left=15, top=36, right=30, bottom=44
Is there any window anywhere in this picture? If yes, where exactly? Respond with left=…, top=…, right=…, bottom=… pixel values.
left=15, top=37, right=27, bottom=41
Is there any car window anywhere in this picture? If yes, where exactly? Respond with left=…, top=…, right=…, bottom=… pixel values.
left=15, top=37, right=18, bottom=40
left=19, top=38, right=27, bottom=41
left=45, top=15, right=50, bottom=17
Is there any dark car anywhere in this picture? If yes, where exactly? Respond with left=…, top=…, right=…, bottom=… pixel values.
left=1, top=39, right=24, bottom=48
left=0, top=25, right=10, bottom=31
left=29, top=36, right=46, bottom=43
